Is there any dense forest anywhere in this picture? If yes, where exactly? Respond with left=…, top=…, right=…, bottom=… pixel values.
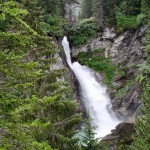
left=0, top=0, right=150, bottom=150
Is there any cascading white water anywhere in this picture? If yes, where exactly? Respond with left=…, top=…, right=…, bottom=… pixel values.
left=62, top=36, right=121, bottom=138
left=62, top=37, right=72, bottom=67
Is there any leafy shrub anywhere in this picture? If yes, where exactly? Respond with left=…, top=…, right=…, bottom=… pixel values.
left=40, top=15, right=67, bottom=36
left=118, top=70, right=126, bottom=76
left=115, top=1, right=144, bottom=31
left=70, top=21, right=97, bottom=47
left=40, top=22, right=51, bottom=34
left=117, top=15, right=138, bottom=29
left=115, top=87, right=126, bottom=99
left=116, top=15, right=144, bottom=30
left=0, top=19, right=10, bottom=31
left=136, top=14, right=146, bottom=25
left=78, top=50, right=117, bottom=85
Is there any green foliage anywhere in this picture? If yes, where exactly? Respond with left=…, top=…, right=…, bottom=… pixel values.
left=141, top=0, right=150, bottom=17
left=0, top=17, right=9, bottom=31
left=40, top=15, right=67, bottom=36
left=130, top=6, right=150, bottom=149
left=80, top=114, right=100, bottom=150
left=115, top=1, right=144, bottom=31
left=0, top=1, right=37, bottom=35
left=115, top=87, right=126, bottom=100
left=80, top=0, right=143, bottom=27
left=79, top=17, right=96, bottom=25
left=80, top=0, right=93, bottom=19
left=18, top=0, right=44, bottom=33
left=0, top=1, right=82, bottom=150
left=123, top=0, right=141, bottom=15
left=31, top=141, right=57, bottom=150
left=36, top=0, right=67, bottom=36
left=118, top=70, right=126, bottom=77
left=77, top=50, right=117, bottom=85
left=136, top=14, right=146, bottom=25
left=70, top=21, right=97, bottom=47
left=103, top=0, right=117, bottom=25
left=130, top=62, right=150, bottom=150
left=116, top=15, right=140, bottom=30
left=37, top=0, right=64, bottom=17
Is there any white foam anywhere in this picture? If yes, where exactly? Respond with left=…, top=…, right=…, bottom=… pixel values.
left=62, top=36, right=121, bottom=138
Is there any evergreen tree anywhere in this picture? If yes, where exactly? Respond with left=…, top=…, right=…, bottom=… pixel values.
left=81, top=0, right=93, bottom=19
left=141, top=0, right=150, bottom=17
left=0, top=1, right=82, bottom=149
left=93, top=0, right=104, bottom=28
left=37, top=0, right=64, bottom=16
left=103, top=0, right=118, bottom=25
left=80, top=114, right=100, bottom=150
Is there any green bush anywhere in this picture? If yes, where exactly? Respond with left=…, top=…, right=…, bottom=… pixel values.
left=115, top=87, right=126, bottom=99
left=70, top=21, right=97, bottom=47
left=118, top=70, right=126, bottom=76
left=115, top=1, right=145, bottom=31
left=116, top=15, right=144, bottom=30
left=40, top=15, right=67, bottom=36
left=0, top=19, right=10, bottom=31
left=136, top=14, right=146, bottom=25
left=77, top=50, right=117, bottom=85
left=117, top=15, right=138, bottom=29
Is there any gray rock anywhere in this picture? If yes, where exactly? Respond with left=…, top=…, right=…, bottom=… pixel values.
left=72, top=38, right=112, bottom=56
left=102, top=27, right=116, bottom=39
left=50, top=53, right=65, bottom=71
left=72, top=25, right=147, bottom=119
left=139, top=25, right=147, bottom=36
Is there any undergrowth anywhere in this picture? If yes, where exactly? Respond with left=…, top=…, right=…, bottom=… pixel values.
left=77, top=49, right=117, bottom=85
left=69, top=20, right=97, bottom=47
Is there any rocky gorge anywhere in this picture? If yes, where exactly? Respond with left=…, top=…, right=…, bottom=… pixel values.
left=1, top=0, right=149, bottom=149
left=54, top=0, right=148, bottom=146
left=51, top=22, right=147, bottom=150
left=71, top=25, right=147, bottom=118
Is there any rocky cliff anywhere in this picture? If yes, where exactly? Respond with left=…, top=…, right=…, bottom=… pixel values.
left=62, top=0, right=146, bottom=119
left=71, top=26, right=147, bottom=118
left=64, top=25, right=147, bottom=149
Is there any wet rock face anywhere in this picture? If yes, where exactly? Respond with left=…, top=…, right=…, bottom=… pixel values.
left=102, top=122, right=135, bottom=150
left=72, top=25, right=147, bottom=117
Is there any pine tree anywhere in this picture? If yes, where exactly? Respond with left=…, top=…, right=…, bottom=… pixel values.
left=37, top=0, right=64, bottom=16
left=80, top=114, right=100, bottom=150
left=0, top=1, right=82, bottom=149
left=93, top=0, right=104, bottom=28
left=81, top=0, right=93, bottom=19
left=103, top=0, right=118, bottom=25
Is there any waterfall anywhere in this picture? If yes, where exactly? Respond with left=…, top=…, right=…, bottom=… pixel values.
left=62, top=36, right=121, bottom=138
left=62, top=36, right=72, bottom=66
